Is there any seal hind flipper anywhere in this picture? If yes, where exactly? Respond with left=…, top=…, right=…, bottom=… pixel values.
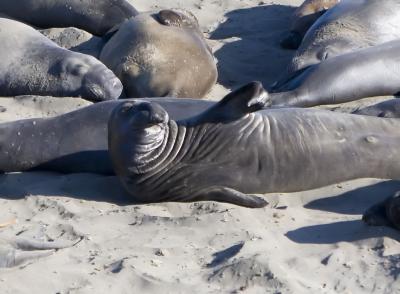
left=155, top=9, right=200, bottom=31
left=190, top=186, right=268, bottom=208
left=193, top=82, right=270, bottom=123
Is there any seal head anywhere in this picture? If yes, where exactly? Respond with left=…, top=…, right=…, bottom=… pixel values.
left=58, top=55, right=123, bottom=101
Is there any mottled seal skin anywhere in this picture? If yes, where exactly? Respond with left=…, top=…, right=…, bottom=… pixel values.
left=280, top=0, right=340, bottom=50
left=282, top=0, right=400, bottom=75
left=0, top=99, right=213, bottom=175
left=0, top=0, right=138, bottom=36
left=108, top=82, right=400, bottom=208
left=268, top=40, right=400, bottom=107
left=353, top=99, right=400, bottom=119
left=100, top=10, right=217, bottom=99
left=363, top=192, right=400, bottom=231
left=0, top=17, right=122, bottom=101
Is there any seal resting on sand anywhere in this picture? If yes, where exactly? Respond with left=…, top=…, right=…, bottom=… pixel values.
left=0, top=0, right=138, bottom=36
left=108, top=82, right=400, bottom=208
left=280, top=0, right=340, bottom=50
left=100, top=9, right=217, bottom=98
left=268, top=40, right=400, bottom=107
left=284, top=0, right=400, bottom=74
left=0, top=98, right=213, bottom=174
left=353, top=99, right=400, bottom=119
left=0, top=17, right=122, bottom=101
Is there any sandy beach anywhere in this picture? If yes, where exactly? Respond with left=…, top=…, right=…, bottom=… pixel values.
left=0, top=0, right=399, bottom=293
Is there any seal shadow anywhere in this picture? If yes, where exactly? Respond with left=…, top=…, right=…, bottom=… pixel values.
left=285, top=220, right=400, bottom=244
left=0, top=171, right=133, bottom=206
left=305, top=180, right=400, bottom=215
left=209, top=4, right=296, bottom=90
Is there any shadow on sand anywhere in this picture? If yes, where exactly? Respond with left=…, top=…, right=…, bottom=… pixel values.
left=210, top=4, right=296, bottom=90
left=287, top=181, right=400, bottom=244
left=286, top=219, right=400, bottom=244
left=0, top=171, right=133, bottom=205
left=305, top=180, right=400, bottom=215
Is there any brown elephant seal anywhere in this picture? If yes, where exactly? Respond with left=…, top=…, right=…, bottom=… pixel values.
left=108, top=81, right=400, bottom=208
left=100, top=9, right=217, bottom=98
left=363, top=192, right=400, bottom=231
left=268, top=40, right=400, bottom=107
left=282, top=0, right=400, bottom=74
left=0, top=17, right=122, bottom=101
left=280, top=0, right=340, bottom=50
left=0, top=0, right=138, bottom=36
left=353, top=99, right=400, bottom=118
left=0, top=98, right=213, bottom=174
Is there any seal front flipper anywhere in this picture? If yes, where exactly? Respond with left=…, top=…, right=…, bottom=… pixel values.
left=195, top=81, right=270, bottom=123
left=190, top=186, right=268, bottom=208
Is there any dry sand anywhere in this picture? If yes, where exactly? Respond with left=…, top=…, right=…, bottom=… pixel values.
left=1, top=0, right=400, bottom=293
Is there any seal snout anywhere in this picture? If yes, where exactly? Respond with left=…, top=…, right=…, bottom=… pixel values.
left=86, top=67, right=123, bottom=101
left=119, top=101, right=169, bottom=128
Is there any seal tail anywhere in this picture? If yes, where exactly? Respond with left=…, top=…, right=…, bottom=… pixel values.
left=190, top=186, right=268, bottom=208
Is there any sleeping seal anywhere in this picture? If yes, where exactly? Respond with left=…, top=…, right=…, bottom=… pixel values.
left=108, top=82, right=400, bottom=208
left=0, top=17, right=122, bottom=101
left=268, top=40, right=400, bottom=107
left=100, top=9, right=217, bottom=98
left=353, top=99, right=400, bottom=119
left=285, top=0, right=400, bottom=74
left=0, top=0, right=138, bottom=36
left=280, top=0, right=340, bottom=50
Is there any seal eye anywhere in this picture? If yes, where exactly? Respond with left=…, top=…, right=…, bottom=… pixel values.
left=70, top=64, right=85, bottom=76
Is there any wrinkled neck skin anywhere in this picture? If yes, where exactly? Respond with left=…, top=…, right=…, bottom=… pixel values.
left=119, top=113, right=262, bottom=201
left=119, top=109, right=400, bottom=204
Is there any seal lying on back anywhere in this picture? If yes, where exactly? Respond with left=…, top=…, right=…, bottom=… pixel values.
left=108, top=82, right=400, bottom=208
left=0, top=0, right=138, bottom=36
left=0, top=17, right=122, bottom=101
left=0, top=98, right=213, bottom=174
left=268, top=40, right=400, bottom=107
left=285, top=0, right=400, bottom=74
left=100, top=9, right=217, bottom=98
left=280, top=0, right=340, bottom=50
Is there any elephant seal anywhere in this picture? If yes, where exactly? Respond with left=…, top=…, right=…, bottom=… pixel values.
left=353, top=99, right=400, bottom=118
left=362, top=192, right=400, bottom=231
left=268, top=40, right=400, bottom=107
left=0, top=98, right=213, bottom=174
left=100, top=9, right=217, bottom=98
left=280, top=0, right=340, bottom=50
left=108, top=82, right=400, bottom=208
left=283, top=0, right=400, bottom=74
left=0, top=17, right=122, bottom=101
left=0, top=0, right=138, bottom=36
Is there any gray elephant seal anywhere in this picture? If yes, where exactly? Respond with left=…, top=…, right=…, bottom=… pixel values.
left=280, top=0, right=340, bottom=50
left=283, top=0, right=400, bottom=74
left=0, top=0, right=138, bottom=36
left=353, top=99, right=400, bottom=118
left=0, top=17, right=122, bottom=101
left=100, top=9, right=217, bottom=98
left=0, top=98, right=213, bottom=174
left=108, top=82, right=400, bottom=208
left=268, top=40, right=400, bottom=107
left=363, top=192, right=400, bottom=231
